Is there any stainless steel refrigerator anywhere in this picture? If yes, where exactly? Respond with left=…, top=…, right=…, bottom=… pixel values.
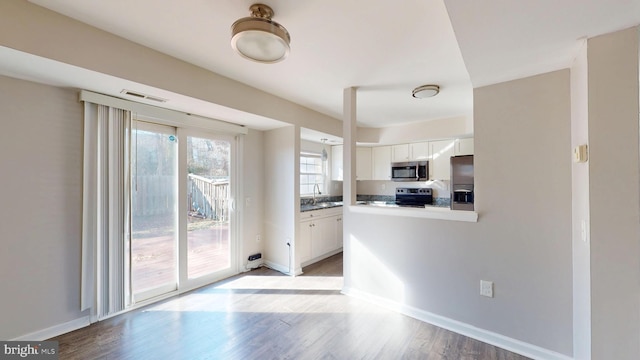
left=450, top=155, right=474, bottom=211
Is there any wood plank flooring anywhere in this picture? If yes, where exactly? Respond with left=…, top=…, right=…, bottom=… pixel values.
left=51, top=253, right=530, bottom=359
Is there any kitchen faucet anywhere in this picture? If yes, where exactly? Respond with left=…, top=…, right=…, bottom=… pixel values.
left=312, top=184, right=321, bottom=205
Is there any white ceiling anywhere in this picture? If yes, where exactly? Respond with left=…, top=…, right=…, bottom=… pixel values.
left=445, top=0, right=640, bottom=88
left=14, top=0, right=640, bottom=134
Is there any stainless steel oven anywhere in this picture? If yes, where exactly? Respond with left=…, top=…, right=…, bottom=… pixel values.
left=396, top=187, right=433, bottom=207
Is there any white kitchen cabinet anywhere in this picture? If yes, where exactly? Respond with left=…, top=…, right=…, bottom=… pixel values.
left=311, top=216, right=337, bottom=258
left=356, top=147, right=372, bottom=180
left=331, top=145, right=343, bottom=181
left=299, top=219, right=313, bottom=263
left=429, top=139, right=456, bottom=180
left=300, top=209, right=341, bottom=265
left=455, top=138, right=474, bottom=155
left=391, top=144, right=410, bottom=162
left=372, top=146, right=392, bottom=180
left=409, top=142, right=429, bottom=160
left=331, top=145, right=373, bottom=180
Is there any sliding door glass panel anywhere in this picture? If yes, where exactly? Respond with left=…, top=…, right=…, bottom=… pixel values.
left=131, top=122, right=178, bottom=301
left=186, top=136, right=231, bottom=279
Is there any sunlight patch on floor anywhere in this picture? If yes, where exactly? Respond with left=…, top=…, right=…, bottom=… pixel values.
left=215, top=275, right=343, bottom=291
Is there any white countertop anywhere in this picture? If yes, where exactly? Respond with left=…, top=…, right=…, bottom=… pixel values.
left=349, top=203, right=478, bottom=222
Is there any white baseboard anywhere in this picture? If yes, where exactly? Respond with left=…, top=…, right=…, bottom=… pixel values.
left=264, top=260, right=293, bottom=276
left=243, top=259, right=264, bottom=272
left=11, top=315, right=91, bottom=341
left=342, top=287, right=572, bottom=360
left=301, top=248, right=343, bottom=269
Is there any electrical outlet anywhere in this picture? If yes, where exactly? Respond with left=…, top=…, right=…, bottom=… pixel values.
left=248, top=253, right=262, bottom=261
left=480, top=280, right=494, bottom=298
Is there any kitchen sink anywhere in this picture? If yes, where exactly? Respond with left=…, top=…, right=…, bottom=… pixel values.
left=300, top=201, right=343, bottom=212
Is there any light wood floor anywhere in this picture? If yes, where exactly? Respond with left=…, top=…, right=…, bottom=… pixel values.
left=51, top=253, right=530, bottom=359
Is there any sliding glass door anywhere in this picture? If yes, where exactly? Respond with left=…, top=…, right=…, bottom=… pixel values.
left=130, top=122, right=178, bottom=302
left=129, top=123, right=237, bottom=304
left=180, top=132, right=236, bottom=288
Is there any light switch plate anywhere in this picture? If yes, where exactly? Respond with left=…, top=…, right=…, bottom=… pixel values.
left=480, top=280, right=494, bottom=298
left=573, top=144, right=588, bottom=163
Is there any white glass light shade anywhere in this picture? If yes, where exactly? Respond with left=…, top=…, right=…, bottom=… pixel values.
left=231, top=17, right=290, bottom=63
left=412, top=85, right=440, bottom=98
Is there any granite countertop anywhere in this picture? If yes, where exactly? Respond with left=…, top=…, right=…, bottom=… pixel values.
left=300, top=201, right=343, bottom=212
left=300, top=197, right=451, bottom=212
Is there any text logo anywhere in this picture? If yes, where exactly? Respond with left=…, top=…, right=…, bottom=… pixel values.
left=0, top=341, right=58, bottom=359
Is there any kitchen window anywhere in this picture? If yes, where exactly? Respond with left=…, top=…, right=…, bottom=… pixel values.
left=300, top=152, right=325, bottom=196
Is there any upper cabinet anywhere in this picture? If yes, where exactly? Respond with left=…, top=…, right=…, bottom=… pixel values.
left=332, top=138, right=472, bottom=182
left=356, top=147, right=372, bottom=180
left=372, top=146, right=391, bottom=180
left=331, top=145, right=343, bottom=181
left=391, top=144, right=410, bottom=162
left=409, top=142, right=429, bottom=161
left=455, top=138, right=474, bottom=156
left=429, top=139, right=456, bottom=180
left=392, top=142, right=429, bottom=162
left=330, top=145, right=373, bottom=181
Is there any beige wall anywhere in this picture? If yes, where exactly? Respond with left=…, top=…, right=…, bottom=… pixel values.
left=587, top=27, right=640, bottom=360
left=345, top=70, right=573, bottom=357
left=240, top=129, right=265, bottom=268
left=357, top=115, right=471, bottom=145
left=0, top=75, right=86, bottom=339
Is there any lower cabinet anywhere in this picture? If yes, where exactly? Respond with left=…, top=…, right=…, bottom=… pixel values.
left=299, top=208, right=343, bottom=266
left=310, top=216, right=338, bottom=259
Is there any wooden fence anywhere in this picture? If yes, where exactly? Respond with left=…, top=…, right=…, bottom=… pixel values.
left=187, top=174, right=229, bottom=221
left=131, top=175, right=174, bottom=217
left=131, top=174, right=229, bottom=221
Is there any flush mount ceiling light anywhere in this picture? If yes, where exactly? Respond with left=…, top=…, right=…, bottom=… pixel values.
left=412, top=85, right=440, bottom=99
left=231, top=3, right=291, bottom=64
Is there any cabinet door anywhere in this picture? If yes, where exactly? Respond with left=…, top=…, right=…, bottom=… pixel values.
left=356, top=147, right=372, bottom=180
left=456, top=138, right=474, bottom=156
left=310, top=216, right=337, bottom=258
left=391, top=144, right=410, bottom=162
left=322, top=216, right=339, bottom=253
left=299, top=220, right=313, bottom=263
left=372, top=146, right=391, bottom=180
left=409, top=142, right=429, bottom=160
left=331, top=145, right=343, bottom=181
left=429, top=139, right=456, bottom=180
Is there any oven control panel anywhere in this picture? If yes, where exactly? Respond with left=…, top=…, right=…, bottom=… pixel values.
left=396, top=188, right=432, bottom=195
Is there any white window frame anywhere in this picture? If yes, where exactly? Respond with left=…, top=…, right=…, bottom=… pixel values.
left=300, top=152, right=326, bottom=197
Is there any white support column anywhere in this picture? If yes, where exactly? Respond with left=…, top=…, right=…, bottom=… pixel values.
left=343, top=87, right=357, bottom=205
left=342, top=87, right=357, bottom=292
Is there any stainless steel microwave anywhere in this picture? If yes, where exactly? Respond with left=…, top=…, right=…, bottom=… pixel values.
left=391, top=161, right=429, bottom=182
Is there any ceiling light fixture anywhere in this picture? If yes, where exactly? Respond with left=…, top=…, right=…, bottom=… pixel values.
left=412, top=85, right=440, bottom=99
left=231, top=3, right=291, bottom=64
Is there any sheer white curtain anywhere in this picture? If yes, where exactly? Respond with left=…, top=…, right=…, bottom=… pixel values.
left=81, top=102, right=131, bottom=321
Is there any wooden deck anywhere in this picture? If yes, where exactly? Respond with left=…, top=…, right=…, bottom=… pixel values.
left=131, top=221, right=230, bottom=294
left=52, top=254, right=531, bottom=360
